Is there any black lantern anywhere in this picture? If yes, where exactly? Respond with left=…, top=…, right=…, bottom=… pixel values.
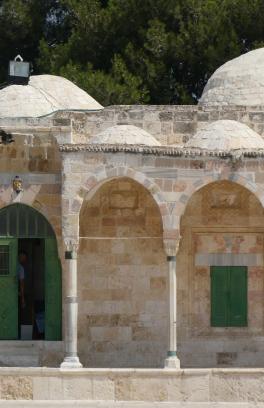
left=8, top=55, right=30, bottom=85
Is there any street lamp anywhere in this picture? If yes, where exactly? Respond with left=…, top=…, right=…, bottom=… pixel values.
left=8, top=55, right=30, bottom=85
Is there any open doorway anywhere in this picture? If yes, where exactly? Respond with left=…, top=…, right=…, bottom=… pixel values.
left=0, top=203, right=62, bottom=341
left=18, top=239, right=45, bottom=340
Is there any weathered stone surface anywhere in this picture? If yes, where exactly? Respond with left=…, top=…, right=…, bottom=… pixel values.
left=0, top=75, right=102, bottom=118
left=1, top=368, right=264, bottom=402
left=0, top=376, right=33, bottom=400
left=200, top=48, right=264, bottom=107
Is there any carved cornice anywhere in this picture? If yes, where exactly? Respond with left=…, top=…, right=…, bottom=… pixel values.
left=59, top=143, right=264, bottom=158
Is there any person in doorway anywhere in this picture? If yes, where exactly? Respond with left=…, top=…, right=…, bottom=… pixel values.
left=17, top=251, right=27, bottom=309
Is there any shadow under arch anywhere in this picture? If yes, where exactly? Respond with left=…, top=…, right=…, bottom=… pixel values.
left=76, top=165, right=170, bottom=233
left=177, top=179, right=264, bottom=367
left=0, top=202, right=62, bottom=341
left=79, top=175, right=164, bottom=239
left=180, top=177, right=264, bottom=224
left=174, top=174, right=264, bottom=229
left=78, top=175, right=168, bottom=367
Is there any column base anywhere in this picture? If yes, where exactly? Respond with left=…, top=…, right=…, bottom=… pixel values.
left=164, top=352, right=180, bottom=369
left=60, top=356, right=83, bottom=369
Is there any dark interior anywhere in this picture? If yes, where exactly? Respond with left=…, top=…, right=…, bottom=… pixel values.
left=18, top=238, right=45, bottom=340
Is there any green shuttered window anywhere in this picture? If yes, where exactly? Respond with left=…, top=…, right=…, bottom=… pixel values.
left=211, top=266, right=247, bottom=327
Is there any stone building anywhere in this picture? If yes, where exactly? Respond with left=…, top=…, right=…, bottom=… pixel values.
left=1, top=46, right=264, bottom=389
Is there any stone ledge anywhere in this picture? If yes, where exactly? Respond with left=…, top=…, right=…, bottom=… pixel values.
left=59, top=143, right=264, bottom=158
left=0, top=368, right=263, bottom=402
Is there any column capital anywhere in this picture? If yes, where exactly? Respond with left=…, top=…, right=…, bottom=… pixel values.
left=64, top=238, right=79, bottom=259
left=164, top=237, right=181, bottom=257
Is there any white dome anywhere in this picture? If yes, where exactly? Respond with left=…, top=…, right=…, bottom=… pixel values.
left=90, top=125, right=161, bottom=146
left=185, top=120, right=264, bottom=151
left=0, top=74, right=103, bottom=117
left=200, top=48, right=264, bottom=106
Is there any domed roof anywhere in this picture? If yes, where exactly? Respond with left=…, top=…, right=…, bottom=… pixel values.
left=0, top=74, right=103, bottom=117
left=185, top=120, right=264, bottom=151
left=200, top=47, right=264, bottom=106
left=90, top=125, right=161, bottom=146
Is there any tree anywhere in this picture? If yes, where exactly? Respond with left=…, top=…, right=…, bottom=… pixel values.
left=1, top=0, right=264, bottom=105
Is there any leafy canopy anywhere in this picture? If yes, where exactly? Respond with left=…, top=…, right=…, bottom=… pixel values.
left=0, top=0, right=264, bottom=105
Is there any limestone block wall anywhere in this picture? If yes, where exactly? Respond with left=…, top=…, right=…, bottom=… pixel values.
left=0, top=123, right=64, bottom=366
left=78, top=177, right=167, bottom=367
left=54, top=105, right=264, bottom=145
left=0, top=129, right=62, bottom=239
left=179, top=181, right=264, bottom=367
left=61, top=148, right=264, bottom=368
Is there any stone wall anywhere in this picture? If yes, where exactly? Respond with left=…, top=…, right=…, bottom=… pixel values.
left=179, top=181, right=264, bottom=367
left=78, top=177, right=167, bottom=367
left=54, top=105, right=264, bottom=145
left=61, top=148, right=264, bottom=368
left=2, top=104, right=264, bottom=147
left=0, top=125, right=64, bottom=364
left=0, top=130, right=62, bottom=239
left=1, top=367, right=264, bottom=402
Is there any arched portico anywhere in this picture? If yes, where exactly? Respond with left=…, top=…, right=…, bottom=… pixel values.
left=78, top=176, right=168, bottom=367
left=177, top=179, right=264, bottom=367
left=62, top=165, right=172, bottom=241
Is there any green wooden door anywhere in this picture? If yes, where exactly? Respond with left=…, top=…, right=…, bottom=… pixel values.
left=45, top=238, right=62, bottom=340
left=0, top=239, right=18, bottom=339
left=211, top=266, right=228, bottom=327
left=229, top=266, right=247, bottom=326
left=211, top=266, right=247, bottom=327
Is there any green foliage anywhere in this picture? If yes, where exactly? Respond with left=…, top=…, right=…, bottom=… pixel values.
left=0, top=0, right=264, bottom=104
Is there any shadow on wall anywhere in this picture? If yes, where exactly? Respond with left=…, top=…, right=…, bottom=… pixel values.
left=78, top=177, right=168, bottom=368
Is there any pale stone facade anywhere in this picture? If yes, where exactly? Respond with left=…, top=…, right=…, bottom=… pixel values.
left=1, top=47, right=264, bottom=379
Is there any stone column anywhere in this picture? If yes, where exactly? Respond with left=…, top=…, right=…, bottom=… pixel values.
left=61, top=240, right=82, bottom=368
left=164, top=238, right=181, bottom=368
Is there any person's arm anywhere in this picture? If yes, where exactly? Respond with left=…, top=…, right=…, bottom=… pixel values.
left=19, top=265, right=26, bottom=308
left=20, top=279, right=25, bottom=308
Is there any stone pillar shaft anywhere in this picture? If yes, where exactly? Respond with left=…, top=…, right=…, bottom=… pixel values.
left=164, top=240, right=180, bottom=369
left=61, top=245, right=82, bottom=369
left=168, top=256, right=177, bottom=355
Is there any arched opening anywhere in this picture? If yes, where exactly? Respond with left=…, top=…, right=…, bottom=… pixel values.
left=178, top=180, right=264, bottom=367
left=79, top=177, right=167, bottom=367
left=0, top=204, right=61, bottom=341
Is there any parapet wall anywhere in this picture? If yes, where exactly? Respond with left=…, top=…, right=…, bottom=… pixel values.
left=1, top=104, right=264, bottom=147
left=2, top=367, right=264, bottom=402
left=54, top=105, right=264, bottom=145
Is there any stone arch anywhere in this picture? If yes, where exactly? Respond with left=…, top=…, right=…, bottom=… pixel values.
left=176, top=178, right=264, bottom=368
left=67, top=165, right=173, bottom=242
left=0, top=186, right=61, bottom=244
left=81, top=165, right=169, bottom=214
left=77, top=175, right=168, bottom=367
left=173, top=172, right=264, bottom=231
left=0, top=202, right=62, bottom=341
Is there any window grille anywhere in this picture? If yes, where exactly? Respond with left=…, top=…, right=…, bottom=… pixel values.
left=0, top=245, right=9, bottom=275
left=0, top=204, right=55, bottom=238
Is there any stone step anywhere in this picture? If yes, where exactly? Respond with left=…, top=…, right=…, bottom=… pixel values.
left=0, top=402, right=258, bottom=408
